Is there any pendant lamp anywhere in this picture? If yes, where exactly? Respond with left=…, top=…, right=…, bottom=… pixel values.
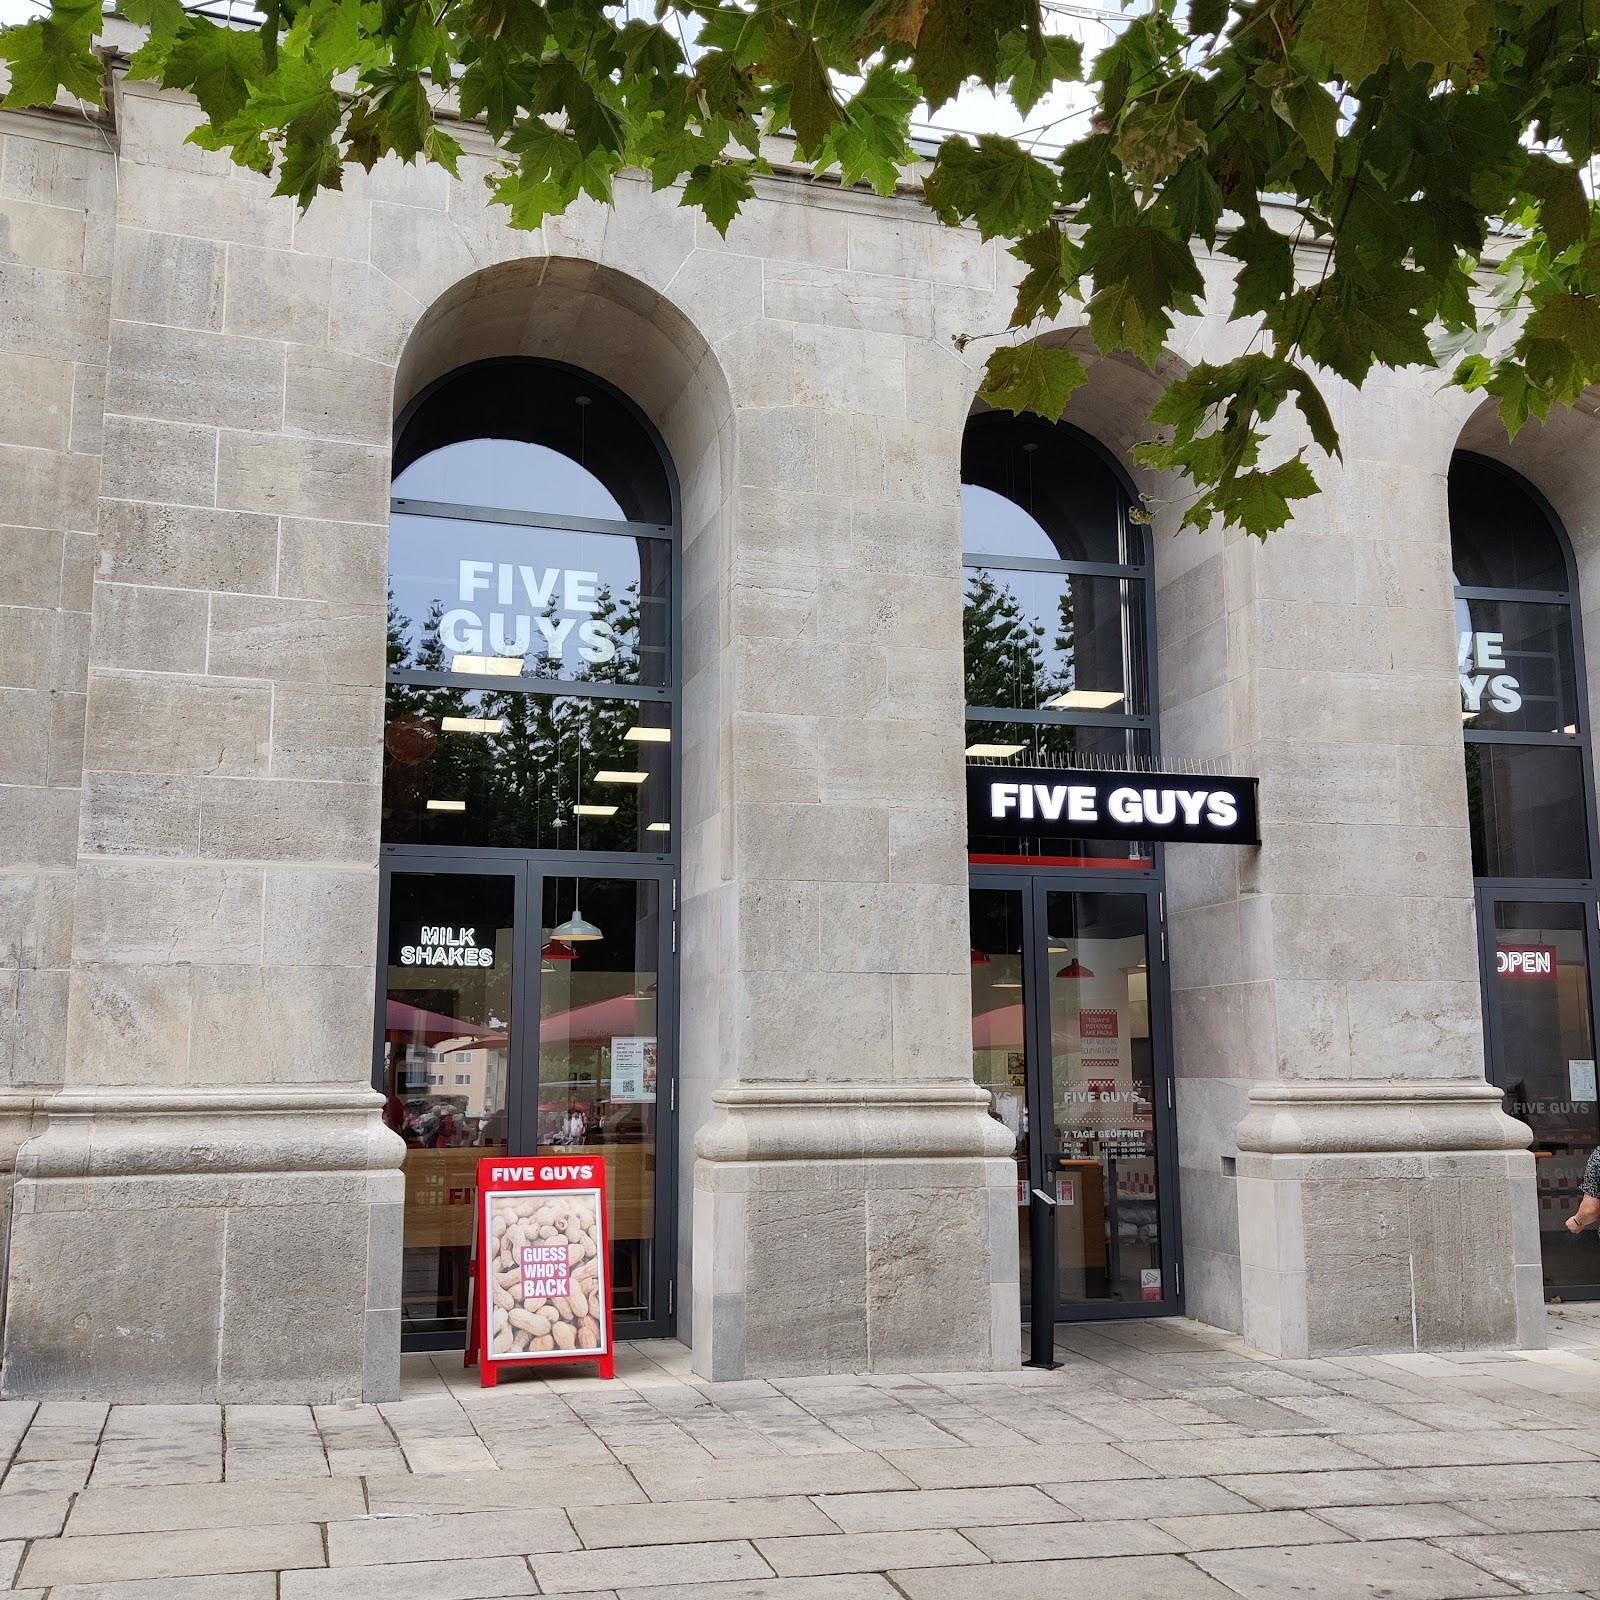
left=554, top=744, right=603, bottom=941
left=1056, top=958, right=1095, bottom=979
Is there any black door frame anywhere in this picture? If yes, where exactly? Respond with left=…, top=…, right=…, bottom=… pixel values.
left=971, top=864, right=1184, bottom=1323
left=376, top=844, right=681, bottom=1347
left=1473, top=880, right=1600, bottom=1301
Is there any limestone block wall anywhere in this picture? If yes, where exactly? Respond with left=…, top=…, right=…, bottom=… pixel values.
left=1155, top=369, right=1543, bottom=1353
left=0, top=108, right=114, bottom=1294
left=0, top=83, right=404, bottom=1401
left=0, top=52, right=1575, bottom=1391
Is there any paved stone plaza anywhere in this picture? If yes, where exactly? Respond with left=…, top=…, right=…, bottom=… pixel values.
left=0, top=1313, right=1594, bottom=1597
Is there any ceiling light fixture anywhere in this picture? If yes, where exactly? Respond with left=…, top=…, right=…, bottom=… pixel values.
left=425, top=799, right=466, bottom=812
left=450, top=654, right=524, bottom=676
left=625, top=726, right=672, bottom=743
left=441, top=715, right=505, bottom=736
left=646, top=821, right=671, bottom=832
left=574, top=803, right=618, bottom=817
left=966, top=741, right=1027, bottom=758
left=1056, top=958, right=1095, bottom=979
left=595, top=770, right=648, bottom=784
left=1046, top=689, right=1124, bottom=710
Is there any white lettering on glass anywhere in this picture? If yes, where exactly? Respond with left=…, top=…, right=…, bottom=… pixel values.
left=444, top=559, right=619, bottom=668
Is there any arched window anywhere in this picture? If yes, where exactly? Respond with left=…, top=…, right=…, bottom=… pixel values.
left=1452, top=451, right=1600, bottom=1302
left=962, top=410, right=1155, bottom=862
left=383, top=359, right=677, bottom=853
left=963, top=409, right=1180, bottom=1322
left=377, top=358, right=680, bottom=1350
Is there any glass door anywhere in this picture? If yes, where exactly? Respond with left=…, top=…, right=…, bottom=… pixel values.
left=1480, top=891, right=1600, bottom=1297
left=379, top=861, right=526, bottom=1347
left=970, top=874, right=1180, bottom=1322
left=534, top=871, right=671, bottom=1329
left=378, top=853, right=677, bottom=1348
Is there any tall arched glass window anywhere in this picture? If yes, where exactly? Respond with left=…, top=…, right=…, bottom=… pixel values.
left=1453, top=451, right=1600, bottom=1302
left=964, top=410, right=1181, bottom=1325
left=962, top=410, right=1156, bottom=863
left=377, top=357, right=680, bottom=1351
left=383, top=359, right=676, bottom=852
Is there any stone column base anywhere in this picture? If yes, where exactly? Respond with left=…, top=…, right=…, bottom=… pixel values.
left=1234, top=1081, right=1544, bottom=1356
left=0, top=1086, right=405, bottom=1402
left=692, top=1081, right=1019, bottom=1379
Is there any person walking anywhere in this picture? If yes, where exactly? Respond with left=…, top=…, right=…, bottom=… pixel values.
left=1567, top=1147, right=1600, bottom=1234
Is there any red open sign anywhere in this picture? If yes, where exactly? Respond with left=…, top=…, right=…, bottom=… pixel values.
left=1496, top=945, right=1557, bottom=979
left=465, top=1154, right=615, bottom=1384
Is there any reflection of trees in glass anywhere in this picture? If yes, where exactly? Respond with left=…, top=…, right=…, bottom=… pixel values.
left=964, top=570, right=1046, bottom=709
left=962, top=569, right=1078, bottom=709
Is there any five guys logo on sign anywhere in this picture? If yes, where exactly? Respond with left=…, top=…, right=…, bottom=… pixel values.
left=967, top=766, right=1260, bottom=847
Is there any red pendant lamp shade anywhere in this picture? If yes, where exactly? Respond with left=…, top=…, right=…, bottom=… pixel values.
left=1056, top=958, right=1095, bottom=978
left=970, top=947, right=992, bottom=965
left=541, top=939, right=577, bottom=961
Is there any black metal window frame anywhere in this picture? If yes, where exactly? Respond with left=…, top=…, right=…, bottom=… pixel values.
left=1456, top=451, right=1600, bottom=897
left=963, top=418, right=1164, bottom=880
left=378, top=356, right=683, bottom=1343
left=1455, top=451, right=1600, bottom=1302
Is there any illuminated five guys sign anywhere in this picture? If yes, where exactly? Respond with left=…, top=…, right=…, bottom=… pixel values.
left=967, top=766, right=1261, bottom=846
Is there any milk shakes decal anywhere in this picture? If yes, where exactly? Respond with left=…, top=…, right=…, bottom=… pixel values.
left=439, top=559, right=617, bottom=666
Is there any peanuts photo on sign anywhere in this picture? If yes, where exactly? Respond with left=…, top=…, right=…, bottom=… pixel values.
left=486, top=1190, right=606, bottom=1357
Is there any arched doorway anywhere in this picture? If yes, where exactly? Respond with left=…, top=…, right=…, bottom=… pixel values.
left=1454, top=450, right=1600, bottom=1300
left=375, top=357, right=681, bottom=1349
left=962, top=408, right=1182, bottom=1323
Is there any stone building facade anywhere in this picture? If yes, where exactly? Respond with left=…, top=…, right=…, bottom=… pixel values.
left=0, top=36, right=1589, bottom=1401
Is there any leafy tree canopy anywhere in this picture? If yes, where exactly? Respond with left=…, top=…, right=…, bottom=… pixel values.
left=5, top=0, right=1598, bottom=535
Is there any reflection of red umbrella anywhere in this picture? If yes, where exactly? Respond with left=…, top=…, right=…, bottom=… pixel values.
left=385, top=998, right=491, bottom=1043
left=540, top=993, right=650, bottom=1045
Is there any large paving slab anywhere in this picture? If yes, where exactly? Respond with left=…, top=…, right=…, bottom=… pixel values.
left=0, top=1316, right=1596, bottom=1600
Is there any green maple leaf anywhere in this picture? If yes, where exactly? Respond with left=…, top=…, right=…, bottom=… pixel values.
left=122, top=0, right=187, bottom=80
left=1302, top=0, right=1484, bottom=86
left=1163, top=156, right=1222, bottom=247
left=924, top=134, right=1060, bottom=240
left=816, top=64, right=915, bottom=193
left=1521, top=153, right=1590, bottom=254
left=1217, top=456, right=1319, bottom=537
left=275, top=135, right=344, bottom=206
left=459, top=49, right=529, bottom=139
left=682, top=161, right=755, bottom=236
left=912, top=0, right=1029, bottom=111
left=162, top=18, right=266, bottom=123
left=980, top=343, right=1088, bottom=420
left=1525, top=292, right=1600, bottom=367
left=996, top=27, right=1082, bottom=117
left=1187, top=0, right=1229, bottom=36
left=765, top=20, right=838, bottom=153
left=1085, top=220, right=1203, bottom=366
left=0, top=0, right=103, bottom=108
left=245, top=55, right=342, bottom=141
left=1296, top=271, right=1434, bottom=384
left=1273, top=77, right=1340, bottom=179
left=1008, top=226, right=1084, bottom=328
left=1224, top=219, right=1294, bottom=319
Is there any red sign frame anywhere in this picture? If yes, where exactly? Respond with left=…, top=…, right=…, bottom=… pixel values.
left=465, top=1154, right=616, bottom=1384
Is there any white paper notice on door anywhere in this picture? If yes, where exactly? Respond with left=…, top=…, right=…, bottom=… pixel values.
left=611, top=1036, right=658, bottom=1103
left=1570, top=1059, right=1598, bottom=1102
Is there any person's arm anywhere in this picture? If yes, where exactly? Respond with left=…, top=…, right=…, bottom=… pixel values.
left=1569, top=1148, right=1600, bottom=1233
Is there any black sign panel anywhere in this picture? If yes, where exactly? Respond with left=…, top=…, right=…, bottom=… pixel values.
left=966, top=766, right=1260, bottom=846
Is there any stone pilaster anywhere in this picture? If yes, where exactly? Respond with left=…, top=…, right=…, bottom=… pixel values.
left=1156, top=375, right=1544, bottom=1354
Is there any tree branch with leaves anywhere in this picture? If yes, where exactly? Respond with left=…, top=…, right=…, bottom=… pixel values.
left=5, top=0, right=1597, bottom=535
